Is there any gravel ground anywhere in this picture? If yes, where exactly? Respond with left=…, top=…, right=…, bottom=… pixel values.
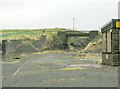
left=2, top=52, right=118, bottom=87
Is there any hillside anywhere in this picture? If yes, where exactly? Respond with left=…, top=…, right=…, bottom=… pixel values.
left=0, top=28, right=66, bottom=40
left=0, top=29, right=101, bottom=53
left=0, top=28, right=65, bottom=52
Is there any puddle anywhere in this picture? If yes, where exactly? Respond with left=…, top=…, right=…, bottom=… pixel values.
left=60, top=67, right=86, bottom=71
left=67, top=64, right=101, bottom=68
left=1, top=60, right=20, bottom=64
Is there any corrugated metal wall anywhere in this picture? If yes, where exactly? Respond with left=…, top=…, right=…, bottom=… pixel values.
left=102, top=33, right=106, bottom=52
left=119, top=31, right=120, bottom=52
left=107, top=30, right=112, bottom=52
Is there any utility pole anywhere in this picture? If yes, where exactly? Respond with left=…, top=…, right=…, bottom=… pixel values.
left=73, top=18, right=75, bottom=30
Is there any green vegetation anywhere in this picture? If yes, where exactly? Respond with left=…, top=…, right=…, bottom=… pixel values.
left=0, top=28, right=66, bottom=40
left=42, top=34, right=63, bottom=50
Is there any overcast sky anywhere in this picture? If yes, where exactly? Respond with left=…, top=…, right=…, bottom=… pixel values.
left=0, top=0, right=119, bottom=30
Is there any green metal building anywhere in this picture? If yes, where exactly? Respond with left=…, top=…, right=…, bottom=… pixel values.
left=101, top=19, right=120, bottom=66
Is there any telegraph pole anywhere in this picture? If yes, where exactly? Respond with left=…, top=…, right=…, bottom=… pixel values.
left=73, top=18, right=75, bottom=30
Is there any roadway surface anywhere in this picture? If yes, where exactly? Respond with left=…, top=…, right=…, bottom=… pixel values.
left=2, top=52, right=118, bottom=87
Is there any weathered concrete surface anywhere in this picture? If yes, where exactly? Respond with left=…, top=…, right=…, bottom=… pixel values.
left=2, top=52, right=118, bottom=87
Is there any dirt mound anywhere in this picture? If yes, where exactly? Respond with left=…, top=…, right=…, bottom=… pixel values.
left=16, top=36, right=46, bottom=53
left=82, top=33, right=102, bottom=53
